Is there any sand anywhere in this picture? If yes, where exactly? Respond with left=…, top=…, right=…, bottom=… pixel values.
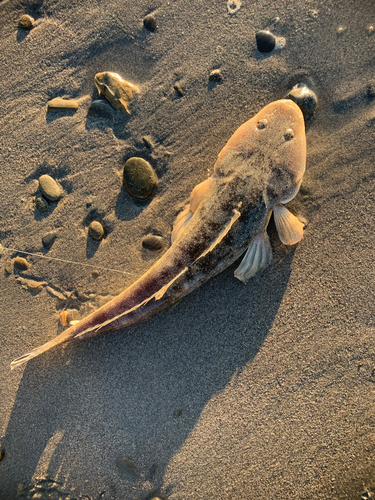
left=0, top=0, right=374, bottom=498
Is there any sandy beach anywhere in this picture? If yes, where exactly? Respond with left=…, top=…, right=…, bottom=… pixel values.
left=0, top=0, right=374, bottom=498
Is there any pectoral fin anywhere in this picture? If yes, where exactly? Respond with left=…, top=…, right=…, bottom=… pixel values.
left=171, top=205, right=193, bottom=243
left=171, top=176, right=216, bottom=244
left=273, top=203, right=304, bottom=245
left=234, top=230, right=272, bottom=283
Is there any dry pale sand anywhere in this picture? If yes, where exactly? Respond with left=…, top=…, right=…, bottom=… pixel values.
left=0, top=0, right=374, bottom=498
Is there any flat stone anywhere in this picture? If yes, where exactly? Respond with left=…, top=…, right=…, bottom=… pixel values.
left=47, top=97, right=79, bottom=112
left=38, top=174, right=62, bottom=202
left=115, top=456, right=140, bottom=478
left=18, top=14, right=34, bottom=29
left=123, top=157, right=157, bottom=200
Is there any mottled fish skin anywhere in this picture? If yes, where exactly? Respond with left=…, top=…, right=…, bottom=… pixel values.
left=10, top=99, right=306, bottom=369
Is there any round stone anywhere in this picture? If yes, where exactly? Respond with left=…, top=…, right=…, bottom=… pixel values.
left=35, top=195, right=49, bottom=212
left=42, top=231, right=57, bottom=249
left=123, top=157, right=157, bottom=200
left=18, top=14, right=34, bottom=29
left=143, top=14, right=157, bottom=32
left=89, top=221, right=105, bottom=241
left=14, top=256, right=29, bottom=271
left=38, top=174, right=62, bottom=202
left=142, top=235, right=164, bottom=252
left=256, top=30, right=276, bottom=52
left=286, top=84, right=317, bottom=121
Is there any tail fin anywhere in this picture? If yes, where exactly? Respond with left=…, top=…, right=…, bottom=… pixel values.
left=10, top=337, right=64, bottom=370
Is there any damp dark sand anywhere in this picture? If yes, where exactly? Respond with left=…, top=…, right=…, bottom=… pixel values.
left=0, top=0, right=374, bottom=499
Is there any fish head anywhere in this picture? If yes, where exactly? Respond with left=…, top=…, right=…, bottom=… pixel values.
left=216, top=99, right=306, bottom=206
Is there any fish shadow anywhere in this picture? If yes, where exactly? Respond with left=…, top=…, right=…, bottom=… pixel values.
left=1, top=251, right=294, bottom=498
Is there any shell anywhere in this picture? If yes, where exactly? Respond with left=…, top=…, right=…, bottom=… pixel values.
left=94, top=72, right=140, bottom=116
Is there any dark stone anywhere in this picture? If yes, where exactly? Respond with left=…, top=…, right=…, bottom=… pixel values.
left=143, top=14, right=157, bottom=32
left=286, top=83, right=317, bottom=121
left=209, top=69, right=223, bottom=83
left=256, top=30, right=276, bottom=53
left=142, top=235, right=165, bottom=252
left=42, top=231, right=57, bottom=249
left=123, top=157, right=157, bottom=200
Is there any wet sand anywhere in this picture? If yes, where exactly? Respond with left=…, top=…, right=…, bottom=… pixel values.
left=0, top=0, right=374, bottom=498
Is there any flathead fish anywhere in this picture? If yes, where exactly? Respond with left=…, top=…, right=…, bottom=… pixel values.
left=11, top=99, right=306, bottom=369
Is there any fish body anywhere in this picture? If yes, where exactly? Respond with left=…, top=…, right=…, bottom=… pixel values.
left=11, top=99, right=306, bottom=369
left=94, top=72, right=140, bottom=115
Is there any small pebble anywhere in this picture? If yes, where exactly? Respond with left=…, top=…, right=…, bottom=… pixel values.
left=142, top=136, right=154, bottom=149
left=337, top=25, right=347, bottom=35
left=38, top=174, right=62, bottom=202
left=367, top=25, right=375, bottom=36
left=0, top=449, right=4, bottom=461
left=227, top=0, right=241, bottom=15
left=209, top=69, right=223, bottom=83
left=42, top=231, right=57, bottom=249
left=173, top=83, right=184, bottom=97
left=256, top=30, right=276, bottom=52
left=18, top=14, right=34, bottom=29
left=92, top=269, right=100, bottom=278
left=89, top=221, right=105, bottom=241
left=123, top=157, right=157, bottom=200
left=143, top=14, right=157, bottom=32
left=286, top=83, right=317, bottom=121
left=88, top=100, right=115, bottom=119
left=47, top=97, right=79, bottom=112
left=60, top=309, right=80, bottom=327
left=5, top=261, right=12, bottom=274
left=35, top=195, right=49, bottom=212
left=142, top=235, right=165, bottom=252
left=115, top=456, right=140, bottom=478
left=0, top=244, right=3, bottom=257
left=14, top=256, right=29, bottom=271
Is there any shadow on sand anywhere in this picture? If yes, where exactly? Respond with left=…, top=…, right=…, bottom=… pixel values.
left=1, top=244, right=295, bottom=499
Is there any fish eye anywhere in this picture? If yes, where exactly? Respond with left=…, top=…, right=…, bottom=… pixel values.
left=257, top=119, right=268, bottom=130
left=284, top=128, right=294, bottom=141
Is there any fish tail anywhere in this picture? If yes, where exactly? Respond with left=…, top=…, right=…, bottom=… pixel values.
left=10, top=337, right=64, bottom=370
left=10, top=324, right=80, bottom=370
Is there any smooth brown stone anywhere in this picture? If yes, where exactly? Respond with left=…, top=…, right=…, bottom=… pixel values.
left=18, top=14, right=34, bottom=29
left=47, top=97, right=79, bottom=112
left=13, top=257, right=29, bottom=271
left=89, top=221, right=105, bottom=241
left=38, top=174, right=62, bottom=201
